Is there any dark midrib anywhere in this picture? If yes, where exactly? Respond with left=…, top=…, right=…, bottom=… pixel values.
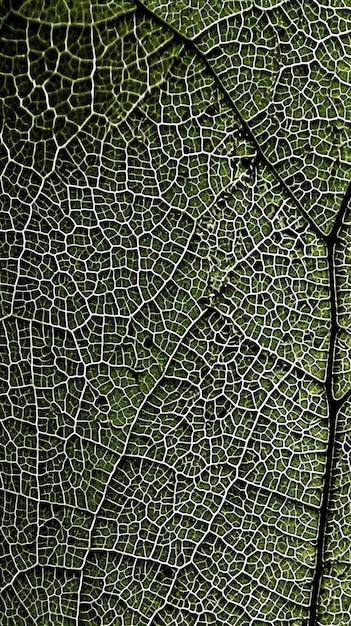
left=308, top=180, right=351, bottom=626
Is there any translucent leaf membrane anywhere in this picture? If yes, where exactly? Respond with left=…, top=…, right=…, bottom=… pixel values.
left=82, top=333, right=328, bottom=625
left=0, top=567, right=81, bottom=626
left=0, top=1, right=11, bottom=30
left=16, top=0, right=136, bottom=25
left=197, top=165, right=329, bottom=381
left=334, top=201, right=351, bottom=399
left=318, top=399, right=351, bottom=625
left=0, top=4, right=341, bottom=626
left=141, top=0, right=351, bottom=234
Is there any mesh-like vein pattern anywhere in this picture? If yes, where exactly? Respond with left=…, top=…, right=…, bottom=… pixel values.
left=138, top=0, right=351, bottom=234
left=0, top=2, right=349, bottom=625
left=318, top=398, right=351, bottom=625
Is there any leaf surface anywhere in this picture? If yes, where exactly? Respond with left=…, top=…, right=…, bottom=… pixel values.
left=0, top=2, right=350, bottom=625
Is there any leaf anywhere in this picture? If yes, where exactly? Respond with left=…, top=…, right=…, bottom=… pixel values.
left=0, top=2, right=350, bottom=625
left=136, top=0, right=351, bottom=234
left=318, top=398, right=351, bottom=625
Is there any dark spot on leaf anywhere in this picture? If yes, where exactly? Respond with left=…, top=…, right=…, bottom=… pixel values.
left=134, top=434, right=150, bottom=446
left=280, top=43, right=291, bottom=54
left=206, top=103, right=219, bottom=117
left=144, top=336, right=153, bottom=349
left=96, top=395, right=108, bottom=409
left=217, top=197, right=227, bottom=209
left=162, top=566, right=174, bottom=578
left=253, top=260, right=263, bottom=272
left=242, top=157, right=251, bottom=168
left=293, top=367, right=304, bottom=380
left=192, top=233, right=202, bottom=244
left=200, top=365, right=210, bottom=378
left=55, top=568, right=67, bottom=584
left=242, top=156, right=257, bottom=170
left=156, top=565, right=174, bottom=582
left=118, top=456, right=129, bottom=471
left=250, top=344, right=260, bottom=355
left=218, top=284, right=227, bottom=296
left=296, top=239, right=304, bottom=251
left=209, top=46, right=223, bottom=59
left=198, top=296, right=210, bottom=306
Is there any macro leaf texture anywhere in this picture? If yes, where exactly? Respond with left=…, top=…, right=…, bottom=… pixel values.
left=0, top=1, right=350, bottom=625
